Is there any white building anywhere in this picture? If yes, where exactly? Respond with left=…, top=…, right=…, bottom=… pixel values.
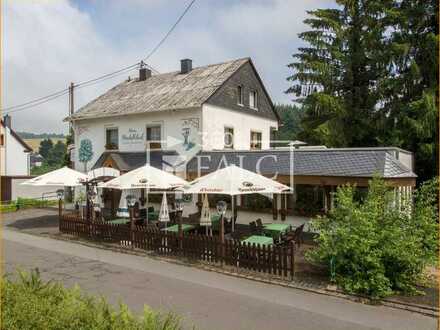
left=68, top=58, right=279, bottom=172
left=66, top=58, right=416, bottom=226
left=0, top=115, right=32, bottom=176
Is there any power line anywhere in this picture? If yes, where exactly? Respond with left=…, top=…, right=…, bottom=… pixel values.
left=142, top=0, right=197, bottom=62
left=2, top=87, right=69, bottom=112
left=3, top=90, right=70, bottom=114
left=1, top=0, right=197, bottom=114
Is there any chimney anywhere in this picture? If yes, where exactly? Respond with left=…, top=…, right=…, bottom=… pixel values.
left=139, top=67, right=151, bottom=81
left=180, top=58, right=192, bottom=74
left=3, top=114, right=11, bottom=129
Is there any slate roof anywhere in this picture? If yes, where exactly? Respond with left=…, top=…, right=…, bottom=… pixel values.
left=93, top=150, right=178, bottom=172
left=0, top=120, right=32, bottom=152
left=186, top=149, right=416, bottom=178
left=93, top=148, right=416, bottom=178
left=69, top=58, right=250, bottom=121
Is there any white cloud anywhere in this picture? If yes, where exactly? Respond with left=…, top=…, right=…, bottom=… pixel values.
left=3, top=0, right=332, bottom=133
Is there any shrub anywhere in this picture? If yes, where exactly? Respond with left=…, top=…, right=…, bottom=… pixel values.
left=307, top=177, right=438, bottom=299
left=2, top=269, right=182, bottom=330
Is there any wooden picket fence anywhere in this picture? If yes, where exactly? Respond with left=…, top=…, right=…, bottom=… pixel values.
left=59, top=214, right=296, bottom=280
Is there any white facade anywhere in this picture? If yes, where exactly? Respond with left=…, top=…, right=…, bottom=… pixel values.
left=73, top=104, right=278, bottom=172
left=0, top=123, right=30, bottom=176
left=74, top=108, right=202, bottom=171
left=202, top=103, right=278, bottom=150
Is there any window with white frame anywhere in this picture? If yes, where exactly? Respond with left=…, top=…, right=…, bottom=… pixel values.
left=105, top=127, right=119, bottom=150
left=146, top=125, right=162, bottom=149
left=237, top=85, right=243, bottom=105
left=249, top=90, right=258, bottom=109
left=224, top=126, right=234, bottom=149
left=250, top=131, right=262, bottom=150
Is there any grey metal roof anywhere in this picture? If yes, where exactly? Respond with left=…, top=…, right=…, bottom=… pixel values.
left=93, top=150, right=178, bottom=172
left=93, top=148, right=416, bottom=178
left=69, top=58, right=250, bottom=121
left=186, top=149, right=416, bottom=178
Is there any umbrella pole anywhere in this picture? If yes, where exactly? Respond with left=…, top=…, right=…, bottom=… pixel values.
left=146, top=187, right=149, bottom=223
left=231, top=195, right=235, bottom=233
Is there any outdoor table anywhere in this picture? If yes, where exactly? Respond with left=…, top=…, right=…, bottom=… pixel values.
left=263, top=223, right=290, bottom=239
left=107, top=218, right=129, bottom=225
left=211, top=214, right=221, bottom=230
left=161, top=224, right=196, bottom=233
left=241, top=235, right=274, bottom=246
left=147, top=210, right=159, bottom=221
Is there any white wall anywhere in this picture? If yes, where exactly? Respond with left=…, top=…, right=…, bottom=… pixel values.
left=73, top=109, right=202, bottom=172
left=0, top=124, right=30, bottom=176
left=11, top=178, right=58, bottom=201
left=202, top=104, right=278, bottom=151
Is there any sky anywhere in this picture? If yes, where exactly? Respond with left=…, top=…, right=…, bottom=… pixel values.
left=2, top=0, right=332, bottom=134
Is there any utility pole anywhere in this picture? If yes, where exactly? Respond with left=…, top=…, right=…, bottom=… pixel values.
left=69, top=82, right=74, bottom=135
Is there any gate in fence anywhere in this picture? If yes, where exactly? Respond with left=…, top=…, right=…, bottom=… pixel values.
left=59, top=214, right=296, bottom=280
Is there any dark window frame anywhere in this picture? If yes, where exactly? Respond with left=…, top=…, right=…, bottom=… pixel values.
left=146, top=124, right=162, bottom=150
left=224, top=126, right=234, bottom=149
left=237, top=85, right=244, bottom=106
left=249, top=90, right=258, bottom=109
left=250, top=130, right=262, bottom=150
left=105, top=127, right=119, bottom=150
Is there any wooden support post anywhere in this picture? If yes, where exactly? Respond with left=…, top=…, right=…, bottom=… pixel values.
left=219, top=214, right=225, bottom=264
left=178, top=210, right=183, bottom=251
left=129, top=206, right=134, bottom=250
left=281, top=194, right=286, bottom=221
left=290, top=240, right=295, bottom=280
left=272, top=194, right=278, bottom=220
left=58, top=198, right=63, bottom=231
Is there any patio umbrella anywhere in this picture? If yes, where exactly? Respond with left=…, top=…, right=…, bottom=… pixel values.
left=199, top=194, right=212, bottom=235
left=184, top=164, right=292, bottom=233
left=21, top=166, right=88, bottom=187
left=117, top=189, right=141, bottom=218
left=159, top=192, right=170, bottom=225
left=102, top=163, right=188, bottom=222
left=101, top=163, right=187, bottom=190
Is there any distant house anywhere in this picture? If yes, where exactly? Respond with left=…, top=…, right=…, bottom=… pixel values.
left=0, top=115, right=32, bottom=176
left=30, top=153, right=44, bottom=168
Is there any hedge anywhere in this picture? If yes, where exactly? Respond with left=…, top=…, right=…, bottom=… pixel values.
left=2, top=269, right=182, bottom=330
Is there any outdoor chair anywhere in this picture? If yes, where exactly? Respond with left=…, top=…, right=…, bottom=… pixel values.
left=255, top=218, right=264, bottom=233
left=292, top=224, right=305, bottom=247
left=249, top=220, right=263, bottom=235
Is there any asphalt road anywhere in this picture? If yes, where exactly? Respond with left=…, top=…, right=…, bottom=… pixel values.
left=3, top=229, right=437, bottom=330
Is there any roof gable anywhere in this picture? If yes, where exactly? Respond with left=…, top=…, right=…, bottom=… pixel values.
left=0, top=120, right=32, bottom=152
left=205, top=59, right=279, bottom=121
left=69, top=58, right=250, bottom=121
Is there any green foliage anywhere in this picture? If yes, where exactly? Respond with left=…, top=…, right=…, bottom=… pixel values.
left=274, top=104, right=304, bottom=142
left=36, top=138, right=67, bottom=171
left=63, top=133, right=74, bottom=166
left=39, top=139, right=54, bottom=159
left=79, top=139, right=94, bottom=171
left=17, top=132, right=65, bottom=139
left=287, top=0, right=438, bottom=181
left=307, top=177, right=438, bottom=299
left=0, top=198, right=57, bottom=213
left=31, top=163, right=61, bottom=176
left=2, top=269, right=182, bottom=330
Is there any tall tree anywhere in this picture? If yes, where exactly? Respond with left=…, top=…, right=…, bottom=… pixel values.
left=380, top=0, right=438, bottom=181
left=274, top=104, right=304, bottom=142
left=38, top=138, right=53, bottom=159
left=287, top=0, right=438, bottom=181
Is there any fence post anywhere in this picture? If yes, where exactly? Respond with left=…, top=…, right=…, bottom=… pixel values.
left=58, top=198, right=63, bottom=232
left=290, top=240, right=295, bottom=280
left=129, top=206, right=134, bottom=250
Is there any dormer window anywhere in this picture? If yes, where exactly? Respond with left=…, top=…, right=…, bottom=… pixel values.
left=237, top=85, right=244, bottom=106
left=249, top=90, right=258, bottom=109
